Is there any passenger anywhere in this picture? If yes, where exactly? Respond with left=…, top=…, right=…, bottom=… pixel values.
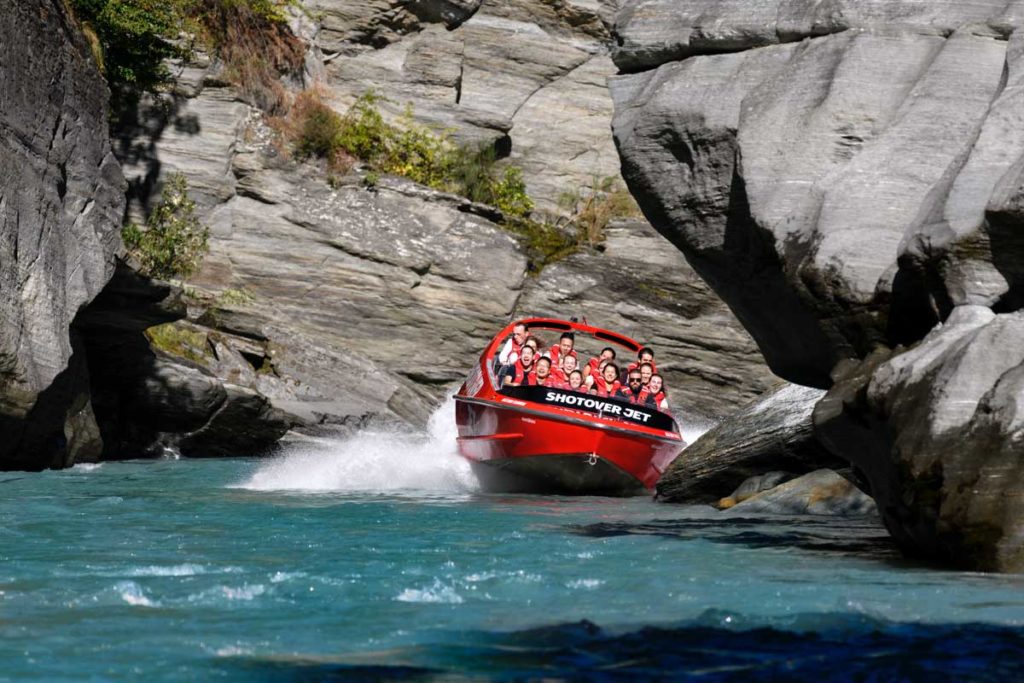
left=526, top=357, right=558, bottom=387
left=523, top=336, right=541, bottom=356
left=625, top=347, right=657, bottom=380
left=498, top=322, right=529, bottom=364
left=584, top=357, right=610, bottom=391
left=585, top=347, right=616, bottom=382
left=553, top=353, right=578, bottom=385
left=640, top=373, right=669, bottom=412
left=591, top=362, right=621, bottom=397
left=547, top=332, right=578, bottom=367
left=638, top=362, right=654, bottom=388
left=617, top=370, right=644, bottom=402
left=503, top=344, right=536, bottom=387
left=567, top=370, right=585, bottom=391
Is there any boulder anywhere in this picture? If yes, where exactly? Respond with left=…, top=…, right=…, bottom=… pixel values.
left=728, top=469, right=878, bottom=517
left=717, top=471, right=793, bottom=509
left=815, top=306, right=1024, bottom=571
left=177, top=383, right=292, bottom=458
left=0, top=0, right=126, bottom=470
left=655, top=383, right=845, bottom=504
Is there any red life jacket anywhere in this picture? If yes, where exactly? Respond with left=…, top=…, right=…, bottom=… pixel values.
left=592, top=376, right=621, bottom=397
left=628, top=360, right=657, bottom=374
left=511, top=359, right=534, bottom=385
left=639, top=388, right=666, bottom=409
left=548, top=346, right=578, bottom=368
left=526, top=371, right=556, bottom=387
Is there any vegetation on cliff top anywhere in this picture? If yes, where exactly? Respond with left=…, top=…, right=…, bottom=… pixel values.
left=68, top=0, right=303, bottom=116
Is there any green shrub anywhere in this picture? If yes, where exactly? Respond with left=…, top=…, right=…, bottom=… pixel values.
left=68, top=1, right=302, bottom=116
left=295, top=98, right=345, bottom=160
left=69, top=0, right=188, bottom=113
left=288, top=91, right=535, bottom=218
left=123, top=172, right=210, bottom=279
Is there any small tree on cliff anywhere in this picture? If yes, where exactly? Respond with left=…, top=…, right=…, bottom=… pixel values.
left=122, top=173, right=210, bottom=280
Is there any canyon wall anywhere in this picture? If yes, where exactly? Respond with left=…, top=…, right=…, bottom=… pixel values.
left=611, top=0, right=1024, bottom=570
left=0, top=0, right=126, bottom=469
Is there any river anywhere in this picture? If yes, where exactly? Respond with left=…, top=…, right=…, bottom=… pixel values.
left=2, top=402, right=1023, bottom=680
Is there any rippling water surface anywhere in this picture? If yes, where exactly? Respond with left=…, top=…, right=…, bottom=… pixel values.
left=2, top=403, right=1023, bottom=681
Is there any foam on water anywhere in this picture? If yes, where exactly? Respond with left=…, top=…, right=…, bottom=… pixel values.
left=237, top=398, right=477, bottom=494
left=114, top=581, right=158, bottom=608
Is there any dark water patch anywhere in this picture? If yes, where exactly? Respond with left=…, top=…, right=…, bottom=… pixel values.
left=217, top=660, right=441, bottom=682
left=570, top=515, right=900, bottom=559
left=214, top=614, right=1024, bottom=682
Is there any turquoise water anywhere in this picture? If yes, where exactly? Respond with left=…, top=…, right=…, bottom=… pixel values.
left=3, top=405, right=1024, bottom=681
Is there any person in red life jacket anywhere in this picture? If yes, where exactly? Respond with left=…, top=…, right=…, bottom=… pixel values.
left=547, top=332, right=578, bottom=367
left=638, top=362, right=654, bottom=388
left=523, top=335, right=541, bottom=357
left=567, top=369, right=585, bottom=392
left=591, top=362, right=621, bottom=397
left=498, top=322, right=529, bottom=365
left=639, top=373, right=669, bottom=412
left=585, top=347, right=616, bottom=383
left=616, top=370, right=644, bottom=403
left=553, top=353, right=578, bottom=385
left=526, top=356, right=559, bottom=387
left=502, top=344, right=536, bottom=387
left=623, top=347, right=656, bottom=382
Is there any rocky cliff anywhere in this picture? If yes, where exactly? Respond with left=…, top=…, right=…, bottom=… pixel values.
left=112, top=0, right=779, bottom=438
left=611, top=0, right=1024, bottom=570
left=0, top=0, right=126, bottom=470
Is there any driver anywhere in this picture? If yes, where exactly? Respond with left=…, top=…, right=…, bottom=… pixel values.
left=498, top=322, right=529, bottom=365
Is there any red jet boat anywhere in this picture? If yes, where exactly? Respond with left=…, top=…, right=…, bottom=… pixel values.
left=455, top=318, right=686, bottom=496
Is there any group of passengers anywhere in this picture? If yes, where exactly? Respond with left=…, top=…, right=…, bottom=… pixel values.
left=496, top=322, right=669, bottom=412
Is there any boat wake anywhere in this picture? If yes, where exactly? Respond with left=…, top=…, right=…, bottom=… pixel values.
left=235, top=398, right=478, bottom=494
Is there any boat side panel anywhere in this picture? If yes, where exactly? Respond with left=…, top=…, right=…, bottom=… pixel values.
left=456, top=401, right=678, bottom=489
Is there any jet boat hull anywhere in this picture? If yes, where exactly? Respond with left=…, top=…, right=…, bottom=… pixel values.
left=455, top=318, right=686, bottom=496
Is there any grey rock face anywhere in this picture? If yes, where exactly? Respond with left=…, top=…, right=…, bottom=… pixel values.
left=612, top=0, right=1021, bottom=72
left=816, top=306, right=1024, bottom=570
left=0, top=0, right=126, bottom=470
left=656, top=383, right=844, bottom=504
left=612, top=4, right=1024, bottom=386
left=309, top=0, right=623, bottom=211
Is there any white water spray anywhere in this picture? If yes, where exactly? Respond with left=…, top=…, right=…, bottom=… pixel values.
left=678, top=414, right=717, bottom=448
left=236, top=397, right=478, bottom=494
